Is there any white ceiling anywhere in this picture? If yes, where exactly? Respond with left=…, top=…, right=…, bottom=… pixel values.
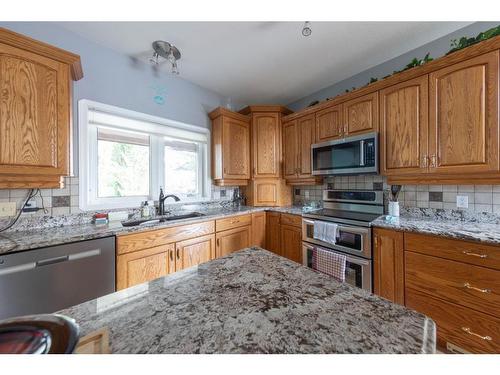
left=58, top=22, right=472, bottom=105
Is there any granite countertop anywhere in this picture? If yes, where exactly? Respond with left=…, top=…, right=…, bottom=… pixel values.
left=372, top=213, right=500, bottom=245
left=0, top=206, right=309, bottom=255
left=58, top=248, right=436, bottom=354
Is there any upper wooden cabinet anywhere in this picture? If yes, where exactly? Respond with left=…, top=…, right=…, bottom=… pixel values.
left=251, top=112, right=280, bottom=178
left=380, top=75, right=429, bottom=176
left=428, top=51, right=499, bottom=175
left=209, top=108, right=250, bottom=186
left=343, top=92, right=379, bottom=136
left=0, top=28, right=83, bottom=188
left=283, top=119, right=298, bottom=179
left=315, top=104, right=343, bottom=142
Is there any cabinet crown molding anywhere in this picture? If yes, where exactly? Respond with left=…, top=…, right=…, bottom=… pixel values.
left=238, top=105, right=293, bottom=115
left=208, top=107, right=250, bottom=122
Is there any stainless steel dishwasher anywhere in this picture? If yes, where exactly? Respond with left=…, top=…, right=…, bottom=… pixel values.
left=0, top=237, right=115, bottom=320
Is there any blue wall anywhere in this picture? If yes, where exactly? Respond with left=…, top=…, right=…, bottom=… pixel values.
left=287, top=22, right=500, bottom=111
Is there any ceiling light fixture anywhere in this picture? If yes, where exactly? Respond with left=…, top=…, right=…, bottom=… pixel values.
left=150, top=40, right=181, bottom=75
left=302, top=21, right=312, bottom=37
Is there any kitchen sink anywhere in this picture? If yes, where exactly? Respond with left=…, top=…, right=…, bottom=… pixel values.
left=121, top=212, right=205, bottom=227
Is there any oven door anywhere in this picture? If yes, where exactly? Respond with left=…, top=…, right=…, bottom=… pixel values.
left=302, top=243, right=372, bottom=292
left=302, top=218, right=372, bottom=259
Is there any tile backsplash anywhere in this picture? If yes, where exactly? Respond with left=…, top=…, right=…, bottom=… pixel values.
left=293, top=175, right=500, bottom=214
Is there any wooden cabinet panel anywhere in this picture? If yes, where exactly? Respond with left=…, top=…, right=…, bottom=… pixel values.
left=373, top=228, right=404, bottom=305
left=405, top=251, right=500, bottom=315
left=406, top=288, right=500, bottom=353
left=429, top=51, right=499, bottom=174
left=297, top=114, right=315, bottom=178
left=280, top=213, right=301, bottom=228
left=251, top=212, right=266, bottom=247
left=252, top=113, right=280, bottom=178
left=344, top=92, right=378, bottom=135
left=243, top=178, right=292, bottom=207
left=116, top=221, right=215, bottom=255
left=116, top=244, right=174, bottom=290
left=216, top=214, right=252, bottom=232
left=75, top=328, right=110, bottom=354
left=216, top=225, right=251, bottom=258
left=282, top=119, right=298, bottom=178
left=266, top=212, right=281, bottom=255
left=405, top=232, right=500, bottom=271
left=315, top=104, right=343, bottom=142
left=175, top=234, right=215, bottom=271
left=222, top=116, right=250, bottom=179
left=380, top=75, right=429, bottom=176
left=280, top=224, right=302, bottom=263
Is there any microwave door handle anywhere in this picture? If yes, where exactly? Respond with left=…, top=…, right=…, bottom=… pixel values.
left=359, top=140, right=365, bottom=166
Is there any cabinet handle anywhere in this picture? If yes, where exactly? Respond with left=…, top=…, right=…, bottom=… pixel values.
left=463, top=282, right=491, bottom=294
left=216, top=238, right=220, bottom=247
left=462, top=250, right=488, bottom=259
left=230, top=219, right=239, bottom=224
left=421, top=155, right=429, bottom=168
left=461, top=327, right=492, bottom=341
left=430, top=155, right=437, bottom=168
left=176, top=248, right=180, bottom=260
left=169, top=249, right=174, bottom=262
left=223, top=167, right=227, bottom=175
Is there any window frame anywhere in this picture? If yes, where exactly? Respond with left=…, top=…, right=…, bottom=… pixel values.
left=79, top=99, right=211, bottom=211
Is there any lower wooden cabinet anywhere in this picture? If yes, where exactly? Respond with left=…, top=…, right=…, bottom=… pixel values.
left=216, top=225, right=251, bottom=258
left=266, top=211, right=281, bottom=255
left=251, top=212, right=266, bottom=247
left=280, top=224, right=302, bottom=264
left=373, top=228, right=405, bottom=305
left=116, top=244, right=174, bottom=290
left=175, top=234, right=215, bottom=272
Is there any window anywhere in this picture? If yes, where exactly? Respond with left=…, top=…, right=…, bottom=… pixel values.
left=79, top=100, right=210, bottom=210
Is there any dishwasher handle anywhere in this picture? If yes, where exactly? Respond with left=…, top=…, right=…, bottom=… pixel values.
left=36, top=255, right=69, bottom=267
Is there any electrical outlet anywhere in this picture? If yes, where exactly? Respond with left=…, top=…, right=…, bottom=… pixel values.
left=0, top=202, right=17, bottom=217
left=22, top=199, right=38, bottom=212
left=456, top=195, right=469, bottom=208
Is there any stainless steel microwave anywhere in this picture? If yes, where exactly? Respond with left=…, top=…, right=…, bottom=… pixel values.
left=311, top=132, right=378, bottom=175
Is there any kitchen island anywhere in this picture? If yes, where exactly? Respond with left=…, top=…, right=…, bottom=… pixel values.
left=59, top=247, right=435, bottom=353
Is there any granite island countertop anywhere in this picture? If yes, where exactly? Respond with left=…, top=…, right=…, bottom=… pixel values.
left=0, top=206, right=309, bottom=255
left=58, top=247, right=436, bottom=354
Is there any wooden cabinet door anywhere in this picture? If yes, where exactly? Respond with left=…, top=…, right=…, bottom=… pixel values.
left=252, top=113, right=280, bottom=178
left=315, top=104, right=343, bottom=142
left=251, top=212, right=266, bottom=247
left=252, top=179, right=279, bottom=206
left=175, top=234, right=215, bottom=271
left=344, top=92, right=379, bottom=136
left=373, top=228, right=404, bottom=304
left=216, top=225, right=251, bottom=258
left=280, top=224, right=302, bottom=263
left=266, top=212, right=281, bottom=255
left=282, top=120, right=298, bottom=178
left=297, top=114, right=315, bottom=178
left=116, top=244, right=174, bottom=290
left=380, top=76, right=429, bottom=176
left=222, top=116, right=250, bottom=179
left=0, top=42, right=70, bottom=179
left=429, top=51, right=499, bottom=174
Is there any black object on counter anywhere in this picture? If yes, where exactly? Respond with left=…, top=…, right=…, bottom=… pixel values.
left=0, top=314, right=79, bottom=354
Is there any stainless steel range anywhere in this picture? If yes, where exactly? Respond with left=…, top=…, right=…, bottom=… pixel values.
left=302, top=189, right=384, bottom=292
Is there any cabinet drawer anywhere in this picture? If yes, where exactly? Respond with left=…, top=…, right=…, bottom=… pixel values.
left=405, top=251, right=500, bottom=316
left=116, top=221, right=215, bottom=255
left=280, top=213, right=301, bottom=228
left=405, top=233, right=500, bottom=270
left=216, top=214, right=252, bottom=232
left=406, top=288, right=500, bottom=353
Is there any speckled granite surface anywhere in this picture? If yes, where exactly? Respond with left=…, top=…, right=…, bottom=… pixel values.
left=58, top=248, right=435, bottom=354
left=0, top=206, right=310, bottom=255
left=373, top=207, right=500, bottom=245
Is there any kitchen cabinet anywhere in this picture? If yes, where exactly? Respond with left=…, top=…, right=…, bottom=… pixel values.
left=216, top=225, right=251, bottom=258
left=243, top=178, right=292, bottom=207
left=251, top=212, right=266, bottom=247
left=265, top=211, right=281, bottom=255
left=0, top=28, right=83, bottom=188
left=280, top=224, right=302, bottom=264
left=209, top=107, right=250, bottom=186
left=283, top=119, right=298, bottom=179
left=373, top=228, right=404, bottom=305
left=380, top=75, right=429, bottom=176
left=315, top=104, right=343, bottom=142
left=428, top=51, right=499, bottom=175
left=116, top=244, right=174, bottom=290
left=174, top=234, right=216, bottom=271
left=343, top=92, right=379, bottom=136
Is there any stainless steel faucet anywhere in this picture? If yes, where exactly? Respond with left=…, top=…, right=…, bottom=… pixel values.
left=158, top=187, right=180, bottom=215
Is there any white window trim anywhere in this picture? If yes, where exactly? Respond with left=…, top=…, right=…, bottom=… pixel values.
left=79, top=99, right=211, bottom=211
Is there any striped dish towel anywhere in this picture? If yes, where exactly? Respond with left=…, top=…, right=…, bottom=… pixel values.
left=312, top=247, right=347, bottom=282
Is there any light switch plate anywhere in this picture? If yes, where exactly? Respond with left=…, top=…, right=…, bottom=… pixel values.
left=0, top=202, right=17, bottom=217
left=456, top=195, right=469, bottom=208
